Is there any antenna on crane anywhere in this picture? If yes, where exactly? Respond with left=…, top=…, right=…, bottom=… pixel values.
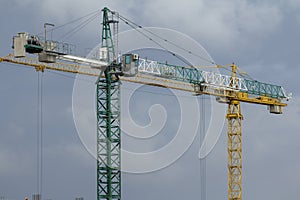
left=43, top=23, right=55, bottom=45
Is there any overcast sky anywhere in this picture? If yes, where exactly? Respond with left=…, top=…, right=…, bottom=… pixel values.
left=0, top=1, right=300, bottom=200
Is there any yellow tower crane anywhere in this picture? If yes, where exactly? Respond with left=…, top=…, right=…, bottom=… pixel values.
left=0, top=7, right=289, bottom=200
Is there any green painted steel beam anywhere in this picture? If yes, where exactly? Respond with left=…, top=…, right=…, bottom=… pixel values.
left=101, top=7, right=115, bottom=63
left=140, top=61, right=287, bottom=99
left=97, top=7, right=121, bottom=200
left=97, top=74, right=121, bottom=200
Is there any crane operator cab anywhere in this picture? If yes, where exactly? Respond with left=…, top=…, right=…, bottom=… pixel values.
left=121, top=53, right=139, bottom=77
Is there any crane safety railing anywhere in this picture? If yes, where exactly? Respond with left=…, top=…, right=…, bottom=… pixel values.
left=137, top=58, right=287, bottom=99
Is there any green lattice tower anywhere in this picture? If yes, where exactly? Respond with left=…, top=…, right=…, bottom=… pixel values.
left=97, top=7, right=121, bottom=200
left=101, top=7, right=115, bottom=63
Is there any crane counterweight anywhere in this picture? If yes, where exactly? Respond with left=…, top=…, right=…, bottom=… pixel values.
left=13, top=32, right=28, bottom=57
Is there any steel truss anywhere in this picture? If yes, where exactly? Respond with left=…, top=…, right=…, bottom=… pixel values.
left=227, top=100, right=243, bottom=200
left=97, top=71, right=121, bottom=200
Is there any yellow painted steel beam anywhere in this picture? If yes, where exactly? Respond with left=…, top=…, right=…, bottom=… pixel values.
left=0, top=54, right=287, bottom=109
left=1, top=54, right=287, bottom=107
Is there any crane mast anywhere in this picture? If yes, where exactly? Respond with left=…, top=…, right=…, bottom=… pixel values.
left=227, top=64, right=243, bottom=200
left=97, top=7, right=121, bottom=200
left=227, top=100, right=243, bottom=200
left=0, top=7, right=290, bottom=200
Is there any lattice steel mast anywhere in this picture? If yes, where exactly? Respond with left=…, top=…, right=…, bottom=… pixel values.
left=227, top=65, right=243, bottom=200
left=97, top=7, right=121, bottom=200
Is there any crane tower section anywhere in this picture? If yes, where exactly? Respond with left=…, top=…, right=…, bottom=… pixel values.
left=97, top=7, right=121, bottom=200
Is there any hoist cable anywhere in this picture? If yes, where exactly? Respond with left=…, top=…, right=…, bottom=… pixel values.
left=200, top=95, right=207, bottom=200
left=36, top=72, right=40, bottom=195
left=40, top=72, right=44, bottom=197
left=36, top=72, right=44, bottom=196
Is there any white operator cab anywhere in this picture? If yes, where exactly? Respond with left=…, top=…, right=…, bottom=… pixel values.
left=122, top=53, right=139, bottom=77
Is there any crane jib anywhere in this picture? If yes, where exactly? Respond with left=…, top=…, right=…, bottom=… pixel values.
left=137, top=58, right=287, bottom=99
left=0, top=53, right=287, bottom=100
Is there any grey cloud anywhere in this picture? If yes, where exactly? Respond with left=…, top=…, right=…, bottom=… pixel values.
left=1, top=1, right=299, bottom=200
